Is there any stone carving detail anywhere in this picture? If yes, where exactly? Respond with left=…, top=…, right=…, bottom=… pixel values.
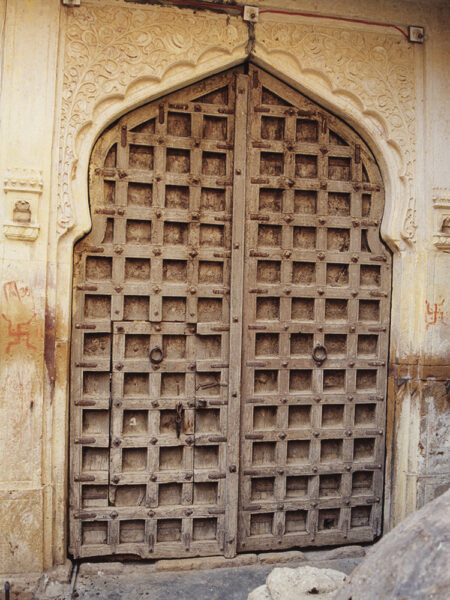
left=254, top=22, right=417, bottom=244
left=3, top=168, right=43, bottom=241
left=431, top=188, right=450, bottom=251
left=57, top=3, right=247, bottom=235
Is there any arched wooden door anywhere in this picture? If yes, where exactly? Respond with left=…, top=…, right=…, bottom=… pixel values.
left=69, top=65, right=391, bottom=559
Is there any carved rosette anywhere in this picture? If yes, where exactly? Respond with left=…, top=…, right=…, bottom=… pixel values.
left=58, top=3, right=247, bottom=235
left=254, top=21, right=417, bottom=244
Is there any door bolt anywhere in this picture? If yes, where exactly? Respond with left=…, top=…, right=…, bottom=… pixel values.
left=233, top=316, right=239, bottom=322
left=235, top=168, right=241, bottom=175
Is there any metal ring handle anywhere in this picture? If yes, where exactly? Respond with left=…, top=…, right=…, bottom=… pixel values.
left=312, top=343, right=327, bottom=365
left=149, top=346, right=163, bottom=364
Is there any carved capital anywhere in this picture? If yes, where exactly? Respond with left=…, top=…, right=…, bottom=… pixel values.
left=2, top=168, right=43, bottom=241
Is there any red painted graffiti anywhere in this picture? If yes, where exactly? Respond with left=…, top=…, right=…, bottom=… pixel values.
left=425, top=299, right=448, bottom=330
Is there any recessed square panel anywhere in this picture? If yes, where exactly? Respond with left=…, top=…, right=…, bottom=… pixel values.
left=257, top=261, right=281, bottom=284
left=289, top=370, right=312, bottom=392
left=167, top=148, right=190, bottom=173
left=196, top=373, right=221, bottom=396
left=327, top=192, right=350, bottom=215
left=252, top=442, right=276, bottom=465
left=318, top=508, right=340, bottom=531
left=200, top=224, right=224, bottom=248
left=287, top=440, right=310, bottom=464
left=253, top=406, right=277, bottom=430
left=354, top=438, right=375, bottom=460
left=328, top=156, right=351, bottom=180
left=83, top=372, right=109, bottom=396
left=119, top=520, right=145, bottom=544
left=360, top=265, right=381, bottom=287
left=167, top=112, right=191, bottom=137
left=326, top=264, right=349, bottom=286
left=194, top=482, right=218, bottom=505
left=285, top=510, right=307, bottom=533
left=286, top=476, right=308, bottom=497
left=292, top=262, right=315, bottom=285
left=123, top=410, right=148, bottom=435
left=125, top=334, right=150, bottom=358
left=196, top=409, right=220, bottom=432
left=321, top=439, right=343, bottom=462
left=159, top=410, right=178, bottom=435
left=84, top=295, right=111, bottom=319
left=259, top=188, right=282, bottom=213
left=196, top=335, right=221, bottom=359
left=162, top=297, right=186, bottom=321
left=323, top=370, right=346, bottom=392
left=198, top=261, right=224, bottom=284
left=86, top=257, right=112, bottom=281
left=319, top=474, right=341, bottom=497
left=352, top=471, right=374, bottom=495
left=362, top=194, right=371, bottom=217
left=82, top=485, right=108, bottom=508
left=82, top=448, right=108, bottom=472
left=122, top=448, right=147, bottom=472
left=125, top=219, right=152, bottom=244
left=291, top=298, right=314, bottom=320
left=163, top=260, right=187, bottom=282
left=325, top=299, right=348, bottom=321
left=161, top=373, right=185, bottom=396
left=203, top=115, right=227, bottom=140
left=258, top=225, right=282, bottom=247
left=327, top=228, right=350, bottom=251
left=83, top=333, right=111, bottom=357
left=293, top=227, right=316, bottom=249
left=295, top=154, right=318, bottom=178
left=294, top=190, right=317, bottom=214
left=357, top=335, right=378, bottom=357
left=359, top=300, right=380, bottom=322
left=129, top=145, right=153, bottom=170
left=202, top=152, right=226, bottom=176
left=288, top=405, right=311, bottom=428
left=250, top=513, right=273, bottom=536
left=356, top=370, right=377, bottom=390
left=123, top=296, right=150, bottom=320
left=351, top=506, right=371, bottom=528
left=159, top=483, right=182, bottom=506
left=355, top=404, right=376, bottom=426
left=123, top=373, right=148, bottom=396
left=160, top=446, right=183, bottom=470
left=290, top=333, right=313, bottom=356
left=157, top=519, right=182, bottom=542
left=296, top=119, right=318, bottom=142
left=82, top=522, right=108, bottom=545
left=128, top=182, right=152, bottom=207
left=197, top=298, right=222, bottom=322
left=256, top=297, right=280, bottom=320
left=254, top=370, right=278, bottom=393
left=261, top=116, right=285, bottom=140
left=104, top=181, right=115, bottom=205
left=165, top=185, right=189, bottom=210
left=324, top=334, right=347, bottom=357
left=162, top=335, right=186, bottom=359
left=260, top=152, right=284, bottom=176
left=251, top=477, right=275, bottom=500
left=163, top=222, right=188, bottom=245
left=193, top=518, right=217, bottom=541
left=194, top=445, right=219, bottom=468
left=125, top=258, right=150, bottom=281
left=255, top=333, right=279, bottom=356
left=200, top=188, right=226, bottom=212
left=321, top=405, right=345, bottom=427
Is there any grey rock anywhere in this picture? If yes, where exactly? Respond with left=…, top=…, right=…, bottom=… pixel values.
left=248, top=584, right=273, bottom=600
left=334, top=489, right=450, bottom=600
left=266, top=565, right=346, bottom=600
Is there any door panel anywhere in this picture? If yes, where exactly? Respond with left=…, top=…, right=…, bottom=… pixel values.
left=238, top=66, right=390, bottom=551
left=70, top=65, right=391, bottom=559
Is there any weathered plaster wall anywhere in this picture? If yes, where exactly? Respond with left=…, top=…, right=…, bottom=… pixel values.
left=0, top=0, right=448, bottom=581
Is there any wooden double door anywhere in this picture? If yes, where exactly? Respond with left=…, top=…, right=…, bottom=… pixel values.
left=69, top=66, right=391, bottom=559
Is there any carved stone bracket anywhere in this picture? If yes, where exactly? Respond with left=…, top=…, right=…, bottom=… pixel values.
left=432, top=188, right=450, bottom=251
left=2, top=168, right=43, bottom=241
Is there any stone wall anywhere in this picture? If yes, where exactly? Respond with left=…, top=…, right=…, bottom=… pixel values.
left=0, top=0, right=448, bottom=580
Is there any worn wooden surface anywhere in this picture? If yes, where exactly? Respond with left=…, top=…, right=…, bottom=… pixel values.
left=69, top=66, right=391, bottom=560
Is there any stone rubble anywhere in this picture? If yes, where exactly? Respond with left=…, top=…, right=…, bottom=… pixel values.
left=248, top=565, right=346, bottom=600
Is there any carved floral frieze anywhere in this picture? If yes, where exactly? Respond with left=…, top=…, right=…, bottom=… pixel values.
left=254, top=21, right=417, bottom=243
left=58, top=3, right=247, bottom=235
left=58, top=3, right=418, bottom=246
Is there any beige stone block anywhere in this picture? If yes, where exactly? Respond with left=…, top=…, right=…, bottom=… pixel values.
left=78, top=562, right=125, bottom=577
left=303, top=545, right=366, bottom=561
left=266, top=566, right=346, bottom=600
left=258, top=551, right=305, bottom=565
left=156, top=553, right=257, bottom=572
